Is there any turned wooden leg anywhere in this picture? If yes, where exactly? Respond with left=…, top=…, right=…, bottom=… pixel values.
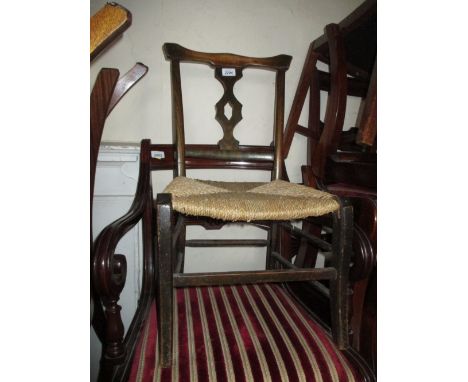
left=156, top=194, right=174, bottom=368
left=329, top=203, right=353, bottom=349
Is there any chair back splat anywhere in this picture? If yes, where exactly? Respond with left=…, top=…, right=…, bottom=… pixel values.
left=163, top=43, right=291, bottom=180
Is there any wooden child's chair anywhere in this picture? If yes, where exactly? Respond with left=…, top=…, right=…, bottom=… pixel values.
left=155, top=43, right=354, bottom=368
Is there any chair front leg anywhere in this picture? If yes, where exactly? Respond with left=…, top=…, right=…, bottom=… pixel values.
left=156, top=193, right=174, bottom=368
left=329, top=203, right=353, bottom=349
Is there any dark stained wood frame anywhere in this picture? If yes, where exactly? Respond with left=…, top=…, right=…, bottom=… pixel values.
left=356, top=60, right=377, bottom=147
left=311, top=0, right=376, bottom=79
left=91, top=63, right=149, bottom=208
left=90, top=68, right=120, bottom=349
left=91, top=68, right=120, bottom=212
left=281, top=9, right=377, bottom=373
left=93, top=136, right=375, bottom=381
left=92, top=141, right=155, bottom=382
left=153, top=43, right=354, bottom=368
left=155, top=188, right=353, bottom=369
left=90, top=63, right=148, bottom=382
left=310, top=24, right=348, bottom=180
left=283, top=23, right=349, bottom=180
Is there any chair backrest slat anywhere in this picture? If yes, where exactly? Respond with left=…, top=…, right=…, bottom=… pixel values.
left=169, top=60, right=186, bottom=177
left=163, top=43, right=292, bottom=179
left=163, top=43, right=291, bottom=70
left=185, top=148, right=274, bottom=162
left=148, top=144, right=275, bottom=172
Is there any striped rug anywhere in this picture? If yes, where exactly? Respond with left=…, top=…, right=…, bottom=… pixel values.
left=129, top=284, right=364, bottom=382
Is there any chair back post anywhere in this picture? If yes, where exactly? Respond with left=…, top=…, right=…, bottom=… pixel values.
left=168, top=59, right=186, bottom=177
left=282, top=44, right=320, bottom=159
left=356, top=59, right=377, bottom=147
left=273, top=69, right=286, bottom=180
left=307, top=66, right=321, bottom=165
left=90, top=68, right=120, bottom=202
left=311, top=23, right=348, bottom=179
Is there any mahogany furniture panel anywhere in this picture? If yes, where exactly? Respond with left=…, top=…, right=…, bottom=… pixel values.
left=90, top=50, right=148, bottom=382
left=281, top=1, right=377, bottom=373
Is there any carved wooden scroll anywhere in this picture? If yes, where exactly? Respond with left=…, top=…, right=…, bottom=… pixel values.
left=214, top=67, right=243, bottom=150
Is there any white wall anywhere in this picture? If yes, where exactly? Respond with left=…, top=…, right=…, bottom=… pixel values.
left=91, top=0, right=363, bottom=184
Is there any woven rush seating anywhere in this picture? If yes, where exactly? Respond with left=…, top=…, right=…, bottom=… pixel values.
left=163, top=177, right=340, bottom=221
left=129, top=284, right=366, bottom=382
left=90, top=3, right=132, bottom=61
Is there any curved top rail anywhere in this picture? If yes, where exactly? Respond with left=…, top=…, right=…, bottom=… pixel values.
left=163, top=43, right=292, bottom=71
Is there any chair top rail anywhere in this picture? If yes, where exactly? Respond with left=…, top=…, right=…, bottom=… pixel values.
left=163, top=42, right=292, bottom=71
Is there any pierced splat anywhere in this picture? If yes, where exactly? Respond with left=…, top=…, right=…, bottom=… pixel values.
left=162, top=42, right=292, bottom=177
left=214, top=67, right=243, bottom=150
left=224, top=103, right=233, bottom=119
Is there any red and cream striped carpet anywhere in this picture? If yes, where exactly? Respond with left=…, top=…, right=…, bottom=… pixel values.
left=129, top=283, right=365, bottom=382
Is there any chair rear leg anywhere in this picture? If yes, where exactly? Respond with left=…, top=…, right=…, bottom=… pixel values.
left=329, top=203, right=353, bottom=349
left=265, top=223, right=279, bottom=269
left=156, top=194, right=174, bottom=368
left=174, top=214, right=186, bottom=273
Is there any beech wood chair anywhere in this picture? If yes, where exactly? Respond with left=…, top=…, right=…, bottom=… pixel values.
left=153, top=42, right=356, bottom=369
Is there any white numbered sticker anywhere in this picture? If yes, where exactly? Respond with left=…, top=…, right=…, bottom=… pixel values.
left=222, top=68, right=236, bottom=77
left=151, top=151, right=165, bottom=159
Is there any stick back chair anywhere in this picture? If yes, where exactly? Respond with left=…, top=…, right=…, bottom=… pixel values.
left=155, top=43, right=354, bottom=368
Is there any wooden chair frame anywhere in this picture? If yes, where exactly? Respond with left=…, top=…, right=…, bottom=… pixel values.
left=154, top=43, right=354, bottom=368
left=91, top=64, right=148, bottom=381
left=283, top=23, right=349, bottom=183
left=281, top=15, right=377, bottom=372
left=93, top=137, right=380, bottom=381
